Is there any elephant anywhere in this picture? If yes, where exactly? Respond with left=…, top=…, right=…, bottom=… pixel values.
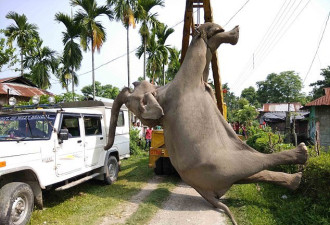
left=104, top=22, right=308, bottom=225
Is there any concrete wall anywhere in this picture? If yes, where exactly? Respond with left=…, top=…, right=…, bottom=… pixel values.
left=316, top=106, right=330, bottom=148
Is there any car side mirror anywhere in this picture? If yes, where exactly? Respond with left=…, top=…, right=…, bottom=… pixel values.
left=58, top=129, right=69, bottom=143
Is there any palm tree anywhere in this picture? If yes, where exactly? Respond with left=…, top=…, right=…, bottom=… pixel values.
left=24, top=40, right=57, bottom=89
left=155, top=23, right=174, bottom=85
left=107, top=0, right=138, bottom=89
left=55, top=12, right=83, bottom=100
left=71, top=0, right=114, bottom=100
left=55, top=56, right=79, bottom=93
left=136, top=0, right=164, bottom=80
left=4, top=11, right=39, bottom=76
left=136, top=23, right=173, bottom=85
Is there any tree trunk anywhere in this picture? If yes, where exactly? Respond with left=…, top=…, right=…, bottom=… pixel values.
left=163, top=63, right=165, bottom=86
left=127, top=27, right=131, bottom=129
left=72, top=66, right=75, bottom=101
left=143, top=38, right=146, bottom=80
left=20, top=50, right=23, bottom=77
left=92, top=42, right=95, bottom=101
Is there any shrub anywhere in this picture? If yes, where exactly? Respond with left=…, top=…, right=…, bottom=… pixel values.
left=301, top=151, right=330, bottom=199
left=130, top=129, right=144, bottom=155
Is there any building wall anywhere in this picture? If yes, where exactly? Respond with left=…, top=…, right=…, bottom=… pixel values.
left=316, top=106, right=330, bottom=148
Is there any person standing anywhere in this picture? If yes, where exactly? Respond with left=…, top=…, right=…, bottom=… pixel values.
left=145, top=127, right=152, bottom=151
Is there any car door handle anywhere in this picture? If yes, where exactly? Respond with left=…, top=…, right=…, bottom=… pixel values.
left=100, top=137, right=103, bottom=140
left=77, top=140, right=82, bottom=143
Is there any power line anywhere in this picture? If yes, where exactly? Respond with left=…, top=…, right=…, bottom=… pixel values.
left=224, top=0, right=251, bottom=28
left=303, top=11, right=330, bottom=83
left=234, top=0, right=310, bottom=90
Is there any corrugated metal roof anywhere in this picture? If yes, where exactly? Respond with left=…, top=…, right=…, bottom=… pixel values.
left=305, top=88, right=330, bottom=106
left=262, top=103, right=302, bottom=112
left=0, top=82, right=53, bottom=97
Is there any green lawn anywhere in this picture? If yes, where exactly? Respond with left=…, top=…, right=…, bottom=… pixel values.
left=30, top=154, right=155, bottom=225
left=226, top=183, right=330, bottom=225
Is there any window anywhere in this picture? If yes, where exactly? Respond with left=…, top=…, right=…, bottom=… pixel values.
left=61, top=115, right=80, bottom=138
left=0, top=114, right=55, bottom=141
left=84, top=116, right=102, bottom=136
left=117, top=111, right=125, bottom=127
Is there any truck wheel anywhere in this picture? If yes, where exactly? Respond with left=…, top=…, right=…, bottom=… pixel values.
left=163, top=158, right=173, bottom=175
left=0, top=182, right=34, bottom=225
left=154, top=158, right=163, bottom=175
left=104, top=156, right=119, bottom=185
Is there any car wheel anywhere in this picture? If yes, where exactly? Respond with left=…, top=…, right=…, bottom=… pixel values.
left=0, top=182, right=34, bottom=225
left=104, top=156, right=119, bottom=185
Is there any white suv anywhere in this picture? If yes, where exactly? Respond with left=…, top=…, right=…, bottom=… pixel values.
left=0, top=101, right=130, bottom=225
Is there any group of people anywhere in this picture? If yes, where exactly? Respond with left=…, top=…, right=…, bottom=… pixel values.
left=132, top=121, right=153, bottom=150
left=231, top=122, right=247, bottom=139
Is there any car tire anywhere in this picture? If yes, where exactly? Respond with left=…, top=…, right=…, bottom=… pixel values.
left=104, top=156, right=119, bottom=185
left=0, top=182, right=34, bottom=225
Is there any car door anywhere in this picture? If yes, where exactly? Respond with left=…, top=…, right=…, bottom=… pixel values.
left=83, top=114, right=104, bottom=167
left=55, top=113, right=84, bottom=176
left=114, top=110, right=130, bottom=156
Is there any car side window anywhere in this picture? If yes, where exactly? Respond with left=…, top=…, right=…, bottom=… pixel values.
left=84, top=116, right=102, bottom=136
left=117, top=111, right=125, bottom=127
left=61, top=115, right=80, bottom=138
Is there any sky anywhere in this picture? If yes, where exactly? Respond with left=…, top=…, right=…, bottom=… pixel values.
left=0, top=0, right=329, bottom=97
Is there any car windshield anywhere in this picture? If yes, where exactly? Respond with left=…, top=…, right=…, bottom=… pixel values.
left=0, top=113, right=56, bottom=141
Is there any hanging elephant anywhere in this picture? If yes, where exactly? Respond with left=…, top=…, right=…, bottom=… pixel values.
left=104, top=22, right=308, bottom=225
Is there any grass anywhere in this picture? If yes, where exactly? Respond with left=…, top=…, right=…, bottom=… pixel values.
left=29, top=153, right=155, bottom=225
left=226, top=183, right=330, bottom=225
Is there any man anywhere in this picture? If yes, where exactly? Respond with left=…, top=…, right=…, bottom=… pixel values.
left=144, top=127, right=152, bottom=151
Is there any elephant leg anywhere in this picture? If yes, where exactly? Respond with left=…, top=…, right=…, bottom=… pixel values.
left=195, top=188, right=237, bottom=225
left=235, top=170, right=302, bottom=190
left=260, top=143, right=308, bottom=168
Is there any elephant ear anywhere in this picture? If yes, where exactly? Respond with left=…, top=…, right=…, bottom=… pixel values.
left=140, top=92, right=164, bottom=120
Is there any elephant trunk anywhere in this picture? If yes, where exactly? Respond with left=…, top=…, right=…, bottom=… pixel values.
left=104, top=87, right=130, bottom=150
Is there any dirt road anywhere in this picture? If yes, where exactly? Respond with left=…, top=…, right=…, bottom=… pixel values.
left=148, top=182, right=227, bottom=225
left=101, top=177, right=228, bottom=225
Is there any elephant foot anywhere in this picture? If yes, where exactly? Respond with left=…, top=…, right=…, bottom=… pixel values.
left=293, top=143, right=308, bottom=164
left=287, top=172, right=302, bottom=191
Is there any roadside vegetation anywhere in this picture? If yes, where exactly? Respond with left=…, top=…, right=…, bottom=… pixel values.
left=227, top=126, right=330, bottom=225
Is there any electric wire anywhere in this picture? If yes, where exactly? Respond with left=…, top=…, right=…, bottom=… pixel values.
left=234, top=0, right=310, bottom=90
left=303, top=11, right=330, bottom=83
left=224, top=0, right=251, bottom=28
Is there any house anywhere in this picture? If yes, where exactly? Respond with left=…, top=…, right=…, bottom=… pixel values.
left=305, top=88, right=330, bottom=148
left=259, top=102, right=309, bottom=143
left=0, top=76, right=52, bottom=105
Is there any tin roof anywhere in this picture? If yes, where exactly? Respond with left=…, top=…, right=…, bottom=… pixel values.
left=0, top=76, right=53, bottom=97
left=262, top=103, right=302, bottom=112
left=305, top=88, right=330, bottom=106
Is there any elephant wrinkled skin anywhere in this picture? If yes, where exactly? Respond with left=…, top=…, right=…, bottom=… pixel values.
left=105, top=22, right=308, bottom=225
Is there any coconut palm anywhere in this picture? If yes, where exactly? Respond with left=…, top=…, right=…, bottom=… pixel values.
left=24, top=40, right=58, bottom=89
left=71, top=0, right=114, bottom=100
left=107, top=0, right=138, bottom=89
left=136, top=23, right=173, bottom=85
left=135, top=0, right=164, bottom=80
left=55, top=12, right=83, bottom=99
left=4, top=11, right=39, bottom=76
left=155, top=23, right=174, bottom=85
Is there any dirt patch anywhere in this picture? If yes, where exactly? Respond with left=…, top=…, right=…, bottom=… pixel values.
left=100, top=175, right=165, bottom=225
left=148, top=182, right=228, bottom=225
